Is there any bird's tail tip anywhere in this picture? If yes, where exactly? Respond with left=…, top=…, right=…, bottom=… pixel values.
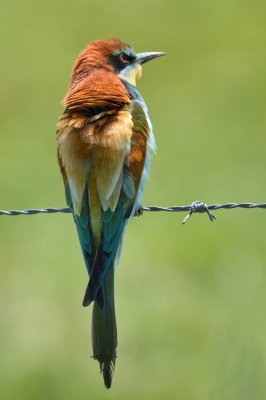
left=98, top=358, right=116, bottom=389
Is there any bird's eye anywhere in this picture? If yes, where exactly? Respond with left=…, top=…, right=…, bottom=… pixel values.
left=120, top=53, right=129, bottom=64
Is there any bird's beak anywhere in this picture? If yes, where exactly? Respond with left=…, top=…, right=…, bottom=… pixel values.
left=136, top=51, right=165, bottom=65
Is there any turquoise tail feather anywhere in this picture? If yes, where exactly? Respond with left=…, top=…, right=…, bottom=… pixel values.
left=65, top=172, right=135, bottom=388
left=92, top=262, right=117, bottom=389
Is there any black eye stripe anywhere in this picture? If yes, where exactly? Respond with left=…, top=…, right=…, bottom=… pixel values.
left=109, top=50, right=136, bottom=72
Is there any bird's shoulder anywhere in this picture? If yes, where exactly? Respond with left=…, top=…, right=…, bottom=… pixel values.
left=122, top=80, right=151, bottom=136
left=119, top=80, right=154, bottom=191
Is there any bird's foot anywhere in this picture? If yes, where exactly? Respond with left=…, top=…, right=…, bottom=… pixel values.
left=134, top=206, right=143, bottom=217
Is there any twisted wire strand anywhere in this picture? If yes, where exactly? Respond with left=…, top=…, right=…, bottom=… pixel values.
left=1, top=201, right=266, bottom=223
left=0, top=208, right=71, bottom=216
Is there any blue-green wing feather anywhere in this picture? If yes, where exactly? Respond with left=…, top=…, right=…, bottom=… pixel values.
left=65, top=180, right=93, bottom=274
left=81, top=84, right=151, bottom=307
left=83, top=172, right=135, bottom=306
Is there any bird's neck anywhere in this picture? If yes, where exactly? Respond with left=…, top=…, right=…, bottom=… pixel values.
left=118, top=64, right=142, bottom=87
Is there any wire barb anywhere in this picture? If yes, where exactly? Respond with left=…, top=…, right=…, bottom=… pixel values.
left=182, top=201, right=216, bottom=224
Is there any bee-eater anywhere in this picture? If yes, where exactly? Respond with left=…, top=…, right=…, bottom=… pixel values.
left=56, top=38, right=164, bottom=388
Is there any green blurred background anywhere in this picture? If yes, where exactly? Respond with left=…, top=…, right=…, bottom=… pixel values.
left=1, top=0, right=266, bottom=399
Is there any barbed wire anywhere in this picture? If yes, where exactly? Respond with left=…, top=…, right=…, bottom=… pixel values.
left=1, top=201, right=266, bottom=223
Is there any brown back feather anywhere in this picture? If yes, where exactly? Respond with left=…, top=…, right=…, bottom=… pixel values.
left=63, top=39, right=131, bottom=112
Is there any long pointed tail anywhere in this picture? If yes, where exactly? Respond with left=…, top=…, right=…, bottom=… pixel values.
left=91, top=263, right=117, bottom=389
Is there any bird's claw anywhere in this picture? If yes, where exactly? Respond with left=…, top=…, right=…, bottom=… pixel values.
left=134, top=206, right=143, bottom=217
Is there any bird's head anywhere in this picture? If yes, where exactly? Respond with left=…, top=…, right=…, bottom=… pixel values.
left=71, top=38, right=165, bottom=87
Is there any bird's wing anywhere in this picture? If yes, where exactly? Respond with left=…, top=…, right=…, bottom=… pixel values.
left=57, top=145, right=94, bottom=273
left=57, top=78, right=153, bottom=307
left=83, top=96, right=153, bottom=306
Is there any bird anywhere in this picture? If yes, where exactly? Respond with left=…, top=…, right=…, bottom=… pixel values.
left=56, top=38, right=164, bottom=389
